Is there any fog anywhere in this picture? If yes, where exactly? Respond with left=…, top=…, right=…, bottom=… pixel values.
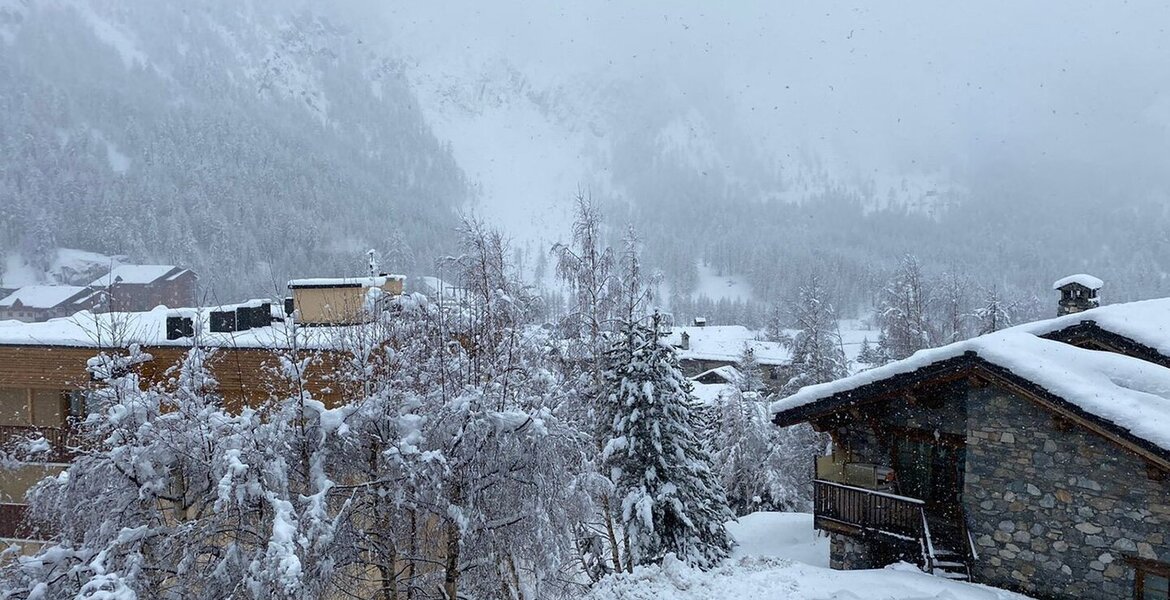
left=377, top=1, right=1170, bottom=200
left=2, top=0, right=1169, bottom=316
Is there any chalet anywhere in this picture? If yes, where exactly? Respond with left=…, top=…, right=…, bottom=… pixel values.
left=662, top=325, right=791, bottom=387
left=771, top=292, right=1170, bottom=599
left=0, top=286, right=102, bottom=323
left=89, top=265, right=198, bottom=312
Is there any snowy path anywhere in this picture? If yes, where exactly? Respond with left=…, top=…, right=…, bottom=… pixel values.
left=586, top=512, right=1034, bottom=600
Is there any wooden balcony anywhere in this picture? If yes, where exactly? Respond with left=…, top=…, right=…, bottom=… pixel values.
left=0, top=425, right=80, bottom=464
left=813, top=479, right=927, bottom=540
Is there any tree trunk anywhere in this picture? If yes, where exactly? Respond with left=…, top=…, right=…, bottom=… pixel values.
left=406, top=507, right=417, bottom=600
left=602, top=497, right=623, bottom=573
left=444, top=483, right=462, bottom=600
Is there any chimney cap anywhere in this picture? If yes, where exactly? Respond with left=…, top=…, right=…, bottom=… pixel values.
left=1053, top=274, right=1103, bottom=291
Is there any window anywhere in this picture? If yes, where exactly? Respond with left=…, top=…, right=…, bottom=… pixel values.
left=0, top=388, right=28, bottom=426
left=30, top=390, right=66, bottom=427
left=1133, top=558, right=1170, bottom=600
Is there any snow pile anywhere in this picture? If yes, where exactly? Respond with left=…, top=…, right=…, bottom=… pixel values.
left=587, top=512, right=1032, bottom=600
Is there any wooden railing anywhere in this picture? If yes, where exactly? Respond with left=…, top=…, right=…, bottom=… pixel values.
left=0, top=425, right=80, bottom=463
left=813, top=479, right=927, bottom=540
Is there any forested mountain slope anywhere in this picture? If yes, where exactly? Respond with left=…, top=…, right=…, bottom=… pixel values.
left=0, top=0, right=466, bottom=300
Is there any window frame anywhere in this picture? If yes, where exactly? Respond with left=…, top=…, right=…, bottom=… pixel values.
left=1129, top=557, right=1170, bottom=600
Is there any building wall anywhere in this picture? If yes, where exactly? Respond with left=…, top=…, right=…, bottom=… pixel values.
left=964, top=386, right=1170, bottom=599
left=292, top=279, right=404, bottom=325
left=106, top=272, right=197, bottom=312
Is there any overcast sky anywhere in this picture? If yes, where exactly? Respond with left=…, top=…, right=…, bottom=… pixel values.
left=348, top=1, right=1170, bottom=204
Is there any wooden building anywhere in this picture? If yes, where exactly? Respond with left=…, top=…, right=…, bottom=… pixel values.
left=288, top=274, right=405, bottom=325
left=0, top=286, right=102, bottom=323
left=0, top=306, right=353, bottom=541
left=89, top=265, right=198, bottom=312
left=771, top=296, right=1170, bottom=599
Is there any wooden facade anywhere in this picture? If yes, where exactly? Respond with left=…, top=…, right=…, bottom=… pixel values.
left=0, top=341, right=348, bottom=541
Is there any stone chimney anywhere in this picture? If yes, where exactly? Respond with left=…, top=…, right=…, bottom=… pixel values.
left=680, top=331, right=691, bottom=350
left=1053, top=274, right=1103, bottom=317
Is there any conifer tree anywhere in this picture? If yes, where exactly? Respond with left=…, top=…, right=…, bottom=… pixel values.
left=876, top=254, right=933, bottom=362
left=975, top=285, right=1012, bottom=335
left=856, top=337, right=881, bottom=366
left=601, top=312, right=735, bottom=570
left=782, top=273, right=849, bottom=395
left=735, top=345, right=765, bottom=392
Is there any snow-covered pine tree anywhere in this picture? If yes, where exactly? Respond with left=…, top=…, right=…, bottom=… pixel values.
left=974, top=285, right=1012, bottom=335
left=601, top=312, right=735, bottom=570
left=710, top=387, right=774, bottom=514
left=856, top=337, right=881, bottom=367
left=876, top=254, right=933, bottom=362
left=735, top=345, right=765, bottom=393
left=782, top=272, right=849, bottom=396
left=935, top=269, right=972, bottom=343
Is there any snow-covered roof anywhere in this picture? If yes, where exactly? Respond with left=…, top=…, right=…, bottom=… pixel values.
left=0, top=305, right=360, bottom=350
left=772, top=300, right=1170, bottom=454
left=288, top=275, right=405, bottom=289
left=1052, top=273, right=1103, bottom=291
left=691, top=365, right=742, bottom=384
left=663, top=325, right=790, bottom=365
left=0, top=286, right=96, bottom=309
left=90, top=265, right=184, bottom=287
left=1022, top=297, right=1170, bottom=360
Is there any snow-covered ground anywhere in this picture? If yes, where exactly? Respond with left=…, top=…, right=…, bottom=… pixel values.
left=838, top=317, right=881, bottom=370
left=586, top=512, right=1033, bottom=600
left=1, top=248, right=125, bottom=288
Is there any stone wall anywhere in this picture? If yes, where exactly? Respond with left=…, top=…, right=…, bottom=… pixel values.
left=965, top=386, right=1170, bottom=599
left=829, top=533, right=878, bottom=570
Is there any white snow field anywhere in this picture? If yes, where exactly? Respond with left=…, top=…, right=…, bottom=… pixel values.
left=586, top=512, right=1033, bottom=600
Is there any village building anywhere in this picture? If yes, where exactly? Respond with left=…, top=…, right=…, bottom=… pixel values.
left=0, top=276, right=398, bottom=541
left=0, top=286, right=102, bottom=323
left=89, top=265, right=198, bottom=312
left=771, top=287, right=1170, bottom=599
left=287, top=274, right=405, bottom=325
left=662, top=324, right=791, bottom=388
